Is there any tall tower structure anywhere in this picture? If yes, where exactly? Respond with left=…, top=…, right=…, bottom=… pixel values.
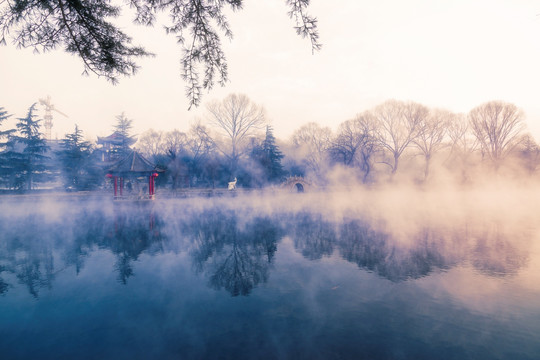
left=38, top=95, right=68, bottom=140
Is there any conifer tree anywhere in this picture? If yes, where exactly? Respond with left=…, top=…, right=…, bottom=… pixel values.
left=263, top=126, right=285, bottom=182
left=5, top=104, right=49, bottom=190
left=0, top=107, right=15, bottom=186
left=58, top=125, right=94, bottom=190
left=0, top=107, right=12, bottom=146
left=251, top=126, right=285, bottom=184
left=0, top=0, right=320, bottom=108
left=112, top=112, right=137, bottom=159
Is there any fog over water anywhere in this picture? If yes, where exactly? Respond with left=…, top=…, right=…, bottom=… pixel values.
left=0, top=184, right=539, bottom=359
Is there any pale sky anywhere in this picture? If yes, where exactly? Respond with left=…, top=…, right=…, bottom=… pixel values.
left=1, top=0, right=540, bottom=142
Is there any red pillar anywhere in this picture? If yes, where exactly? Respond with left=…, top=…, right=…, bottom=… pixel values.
left=114, top=176, right=118, bottom=197
left=120, top=177, right=124, bottom=197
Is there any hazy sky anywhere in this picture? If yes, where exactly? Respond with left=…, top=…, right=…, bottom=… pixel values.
left=1, top=0, right=540, bottom=142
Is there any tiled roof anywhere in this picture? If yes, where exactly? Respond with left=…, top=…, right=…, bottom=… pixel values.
left=108, top=151, right=157, bottom=173
left=97, top=131, right=137, bottom=146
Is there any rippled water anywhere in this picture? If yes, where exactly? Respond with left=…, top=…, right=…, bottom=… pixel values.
left=0, top=190, right=539, bottom=359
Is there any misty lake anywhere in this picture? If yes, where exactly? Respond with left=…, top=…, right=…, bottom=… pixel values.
left=1, top=188, right=539, bottom=360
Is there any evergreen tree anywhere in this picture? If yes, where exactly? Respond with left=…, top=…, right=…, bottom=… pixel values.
left=57, top=125, right=94, bottom=190
left=5, top=104, right=49, bottom=190
left=0, top=107, right=15, bottom=186
left=0, top=107, right=13, bottom=147
left=0, top=0, right=319, bottom=108
left=251, top=126, right=285, bottom=184
left=112, top=112, right=137, bottom=159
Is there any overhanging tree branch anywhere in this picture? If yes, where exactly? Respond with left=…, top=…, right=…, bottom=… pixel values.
left=1, top=0, right=321, bottom=108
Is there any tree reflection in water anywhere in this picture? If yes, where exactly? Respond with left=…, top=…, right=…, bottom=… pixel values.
left=287, top=213, right=453, bottom=281
left=469, top=223, right=530, bottom=277
left=0, top=213, right=58, bottom=298
left=102, top=207, right=164, bottom=284
left=0, top=202, right=165, bottom=296
left=289, top=212, right=335, bottom=260
left=337, top=218, right=388, bottom=273
left=0, top=199, right=532, bottom=297
left=288, top=213, right=529, bottom=282
left=188, top=209, right=280, bottom=296
left=0, top=268, right=9, bottom=295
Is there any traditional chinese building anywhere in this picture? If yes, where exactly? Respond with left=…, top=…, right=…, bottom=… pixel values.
left=106, top=151, right=161, bottom=200
left=97, top=131, right=137, bottom=163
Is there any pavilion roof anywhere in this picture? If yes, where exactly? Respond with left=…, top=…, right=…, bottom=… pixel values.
left=97, top=131, right=137, bottom=146
left=108, top=151, right=158, bottom=174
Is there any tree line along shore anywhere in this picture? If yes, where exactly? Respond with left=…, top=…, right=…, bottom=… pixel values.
left=1, top=96, right=537, bottom=193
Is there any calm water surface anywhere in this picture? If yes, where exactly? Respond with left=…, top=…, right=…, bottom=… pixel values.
left=0, top=192, right=539, bottom=359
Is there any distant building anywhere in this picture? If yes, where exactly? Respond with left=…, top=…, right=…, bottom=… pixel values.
left=96, top=131, right=137, bottom=163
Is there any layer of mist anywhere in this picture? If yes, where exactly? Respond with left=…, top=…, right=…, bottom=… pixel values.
left=1, top=181, right=537, bottom=297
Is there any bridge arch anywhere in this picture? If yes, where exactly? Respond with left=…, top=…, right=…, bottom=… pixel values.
left=281, top=176, right=312, bottom=193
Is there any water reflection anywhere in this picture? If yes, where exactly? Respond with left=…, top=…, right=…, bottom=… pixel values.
left=187, top=210, right=280, bottom=296
left=289, top=212, right=335, bottom=260
left=103, top=207, right=164, bottom=284
left=0, top=213, right=58, bottom=297
left=0, top=203, right=165, bottom=296
left=0, top=200, right=532, bottom=298
left=469, top=224, right=529, bottom=277
left=0, top=195, right=538, bottom=359
left=338, top=222, right=463, bottom=281
left=287, top=214, right=530, bottom=282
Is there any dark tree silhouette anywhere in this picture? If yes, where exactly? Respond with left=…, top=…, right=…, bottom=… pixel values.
left=57, top=125, right=94, bottom=190
left=250, top=126, right=285, bottom=184
left=0, top=107, right=15, bottom=186
left=0, top=0, right=320, bottom=108
left=330, top=113, right=378, bottom=183
left=4, top=104, right=49, bottom=190
left=189, top=210, right=280, bottom=296
left=0, top=107, right=12, bottom=148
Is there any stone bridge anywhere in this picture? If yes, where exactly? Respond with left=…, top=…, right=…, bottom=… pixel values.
left=281, top=176, right=312, bottom=193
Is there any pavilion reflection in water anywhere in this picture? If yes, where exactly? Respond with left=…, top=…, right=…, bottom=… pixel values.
left=0, top=203, right=531, bottom=297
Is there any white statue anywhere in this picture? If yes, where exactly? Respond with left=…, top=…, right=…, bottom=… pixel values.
left=228, top=177, right=237, bottom=190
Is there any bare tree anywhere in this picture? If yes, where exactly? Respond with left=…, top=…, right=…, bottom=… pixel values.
left=187, top=122, right=216, bottom=161
left=292, top=122, right=332, bottom=178
left=447, top=113, right=477, bottom=183
left=356, top=113, right=380, bottom=183
left=331, top=113, right=378, bottom=183
left=517, top=134, right=540, bottom=175
left=468, top=101, right=525, bottom=169
left=163, top=125, right=215, bottom=188
left=164, top=129, right=188, bottom=157
left=331, top=118, right=364, bottom=166
left=448, top=113, right=474, bottom=153
left=206, top=94, right=266, bottom=176
left=413, top=109, right=451, bottom=181
left=161, top=129, right=189, bottom=190
left=372, top=100, right=427, bottom=175
left=136, top=129, right=165, bottom=159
